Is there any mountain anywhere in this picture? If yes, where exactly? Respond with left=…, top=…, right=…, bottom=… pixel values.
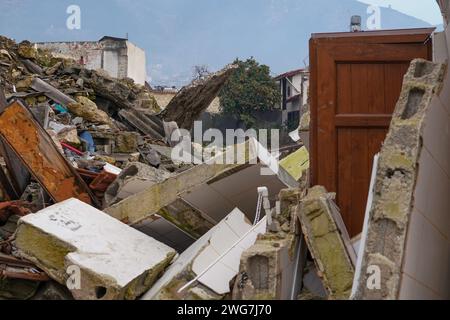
left=0, top=0, right=436, bottom=86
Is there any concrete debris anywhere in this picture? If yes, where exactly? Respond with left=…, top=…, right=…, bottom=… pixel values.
left=1, top=27, right=444, bottom=302
left=104, top=162, right=172, bottom=207
left=68, top=96, right=111, bottom=125
left=297, top=186, right=355, bottom=300
left=14, top=198, right=176, bottom=300
left=142, top=208, right=266, bottom=300
left=161, top=64, right=238, bottom=129
left=352, top=59, right=447, bottom=300
left=232, top=188, right=306, bottom=300
left=279, top=146, right=309, bottom=181
left=105, top=139, right=298, bottom=238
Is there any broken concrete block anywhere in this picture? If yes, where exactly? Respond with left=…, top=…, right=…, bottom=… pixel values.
left=161, top=64, right=238, bottom=129
left=297, top=186, right=355, bottom=300
left=14, top=199, right=176, bottom=300
left=119, top=109, right=165, bottom=139
left=279, top=146, right=309, bottom=181
left=55, top=126, right=81, bottom=146
left=142, top=208, right=266, bottom=300
left=17, top=41, right=37, bottom=59
left=114, top=132, right=139, bottom=153
left=352, top=59, right=447, bottom=300
left=104, top=162, right=172, bottom=207
left=232, top=234, right=298, bottom=300
left=68, top=96, right=111, bottom=125
left=232, top=188, right=306, bottom=300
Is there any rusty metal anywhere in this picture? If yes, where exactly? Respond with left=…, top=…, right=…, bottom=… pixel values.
left=89, top=170, right=117, bottom=193
left=0, top=253, right=50, bottom=282
left=0, top=101, right=99, bottom=207
left=0, top=201, right=32, bottom=224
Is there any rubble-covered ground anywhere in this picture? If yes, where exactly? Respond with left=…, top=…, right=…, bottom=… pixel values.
left=0, top=35, right=344, bottom=301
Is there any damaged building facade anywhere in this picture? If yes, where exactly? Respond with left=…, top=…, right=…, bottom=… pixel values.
left=35, top=36, right=147, bottom=85
left=0, top=1, right=449, bottom=301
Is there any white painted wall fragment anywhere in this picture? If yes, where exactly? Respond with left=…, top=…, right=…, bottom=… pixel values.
left=14, top=198, right=176, bottom=300
left=142, top=208, right=267, bottom=299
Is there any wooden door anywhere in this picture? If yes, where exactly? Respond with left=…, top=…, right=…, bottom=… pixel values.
left=310, top=29, right=433, bottom=237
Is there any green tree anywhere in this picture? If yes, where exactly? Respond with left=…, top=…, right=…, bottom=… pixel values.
left=219, top=58, right=280, bottom=127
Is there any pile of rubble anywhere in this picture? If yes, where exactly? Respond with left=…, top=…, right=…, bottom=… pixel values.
left=0, top=36, right=246, bottom=299
left=0, top=34, right=405, bottom=301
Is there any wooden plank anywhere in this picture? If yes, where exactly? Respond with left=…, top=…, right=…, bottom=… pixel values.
left=326, top=43, right=430, bottom=62
left=349, top=128, right=369, bottom=236
left=366, top=64, right=386, bottom=114
left=337, top=128, right=352, bottom=236
left=309, top=38, right=319, bottom=186
left=384, top=63, right=410, bottom=113
left=311, top=27, right=435, bottom=42
left=337, top=64, right=352, bottom=114
left=316, top=48, right=337, bottom=192
left=335, top=114, right=392, bottom=127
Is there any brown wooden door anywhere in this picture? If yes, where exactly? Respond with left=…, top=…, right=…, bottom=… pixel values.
left=310, top=29, right=433, bottom=237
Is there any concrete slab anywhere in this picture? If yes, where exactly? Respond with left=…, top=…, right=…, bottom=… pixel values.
left=297, top=186, right=355, bottom=300
left=14, top=198, right=176, bottom=300
left=352, top=59, right=447, bottom=300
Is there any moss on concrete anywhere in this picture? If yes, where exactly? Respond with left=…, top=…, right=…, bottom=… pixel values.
left=14, top=223, right=75, bottom=282
left=298, top=186, right=354, bottom=300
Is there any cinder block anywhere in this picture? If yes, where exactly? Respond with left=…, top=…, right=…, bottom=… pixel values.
left=353, top=59, right=447, bottom=300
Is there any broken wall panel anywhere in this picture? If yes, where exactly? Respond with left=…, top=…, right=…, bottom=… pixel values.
left=142, top=208, right=265, bottom=300
left=105, top=139, right=299, bottom=238
left=161, top=64, right=237, bottom=129
left=297, top=186, right=355, bottom=300
left=397, top=29, right=450, bottom=299
left=232, top=188, right=307, bottom=301
left=104, top=163, right=241, bottom=227
left=0, top=101, right=97, bottom=206
left=352, top=59, right=447, bottom=300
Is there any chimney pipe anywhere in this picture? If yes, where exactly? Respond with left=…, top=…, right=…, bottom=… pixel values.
left=350, top=15, right=362, bottom=32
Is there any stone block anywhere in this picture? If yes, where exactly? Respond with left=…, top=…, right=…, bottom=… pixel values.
left=14, top=198, right=176, bottom=300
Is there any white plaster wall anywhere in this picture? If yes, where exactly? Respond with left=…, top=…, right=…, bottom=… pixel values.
left=398, top=28, right=450, bottom=300
left=126, top=41, right=147, bottom=85
left=291, top=74, right=303, bottom=95
left=103, top=50, right=119, bottom=78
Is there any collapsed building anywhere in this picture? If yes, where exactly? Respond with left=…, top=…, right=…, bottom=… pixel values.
left=0, top=0, right=449, bottom=301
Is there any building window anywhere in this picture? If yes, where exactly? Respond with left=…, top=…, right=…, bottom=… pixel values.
left=287, top=85, right=291, bottom=97
left=287, top=111, right=300, bottom=131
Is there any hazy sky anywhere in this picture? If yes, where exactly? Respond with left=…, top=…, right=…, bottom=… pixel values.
left=358, top=0, right=442, bottom=24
